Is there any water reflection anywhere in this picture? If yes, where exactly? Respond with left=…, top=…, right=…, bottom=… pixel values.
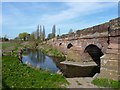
left=22, top=49, right=99, bottom=77
left=22, top=49, right=60, bottom=72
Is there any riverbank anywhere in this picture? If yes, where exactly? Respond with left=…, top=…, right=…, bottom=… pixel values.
left=38, top=43, right=66, bottom=61
left=2, top=41, right=120, bottom=89
left=2, top=55, right=68, bottom=88
left=19, top=41, right=65, bottom=60
left=2, top=41, right=68, bottom=88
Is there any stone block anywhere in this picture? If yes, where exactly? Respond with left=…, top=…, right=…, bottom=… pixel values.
left=108, top=43, right=120, bottom=49
left=99, top=68, right=119, bottom=80
left=101, top=54, right=119, bottom=60
left=106, top=48, right=119, bottom=54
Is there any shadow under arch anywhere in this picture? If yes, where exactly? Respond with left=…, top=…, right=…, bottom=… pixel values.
left=67, top=43, right=73, bottom=49
left=59, top=43, right=62, bottom=46
left=84, top=44, right=104, bottom=73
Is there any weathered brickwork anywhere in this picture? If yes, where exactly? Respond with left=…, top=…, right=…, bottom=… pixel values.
left=47, top=17, right=120, bottom=80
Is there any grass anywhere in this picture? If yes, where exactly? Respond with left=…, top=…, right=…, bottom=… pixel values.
left=40, top=44, right=65, bottom=60
left=92, top=78, right=120, bottom=89
left=2, top=41, right=22, bottom=51
left=76, top=80, right=82, bottom=85
left=2, top=56, right=68, bottom=89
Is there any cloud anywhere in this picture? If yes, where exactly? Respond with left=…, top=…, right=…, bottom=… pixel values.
left=38, top=2, right=117, bottom=25
left=2, top=2, right=118, bottom=39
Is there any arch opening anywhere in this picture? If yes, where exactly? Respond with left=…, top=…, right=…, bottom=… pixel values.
left=84, top=44, right=104, bottom=73
left=59, top=43, right=62, bottom=46
left=67, top=43, right=73, bottom=49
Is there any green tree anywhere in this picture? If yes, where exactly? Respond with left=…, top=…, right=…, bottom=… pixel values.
left=52, top=24, right=56, bottom=38
left=19, top=32, right=29, bottom=41
left=39, top=25, right=42, bottom=41
left=68, top=29, right=74, bottom=37
left=30, top=32, right=35, bottom=40
left=43, top=26, right=45, bottom=41
left=47, top=33, right=55, bottom=40
left=37, top=25, right=39, bottom=40
left=2, top=35, right=9, bottom=41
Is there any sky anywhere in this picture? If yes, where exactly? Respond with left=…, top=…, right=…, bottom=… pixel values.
left=1, top=1, right=118, bottom=39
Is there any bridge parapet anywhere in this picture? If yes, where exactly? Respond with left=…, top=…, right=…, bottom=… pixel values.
left=47, top=17, right=120, bottom=80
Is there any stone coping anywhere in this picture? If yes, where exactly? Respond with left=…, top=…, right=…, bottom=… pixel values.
left=60, top=60, right=97, bottom=67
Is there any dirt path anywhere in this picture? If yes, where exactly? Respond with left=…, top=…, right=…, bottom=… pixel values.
left=66, top=77, right=98, bottom=88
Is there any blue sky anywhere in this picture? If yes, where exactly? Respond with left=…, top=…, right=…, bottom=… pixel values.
left=2, top=2, right=118, bottom=39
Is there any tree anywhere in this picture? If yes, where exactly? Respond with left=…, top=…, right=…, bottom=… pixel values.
left=69, top=29, right=73, bottom=34
left=47, top=33, right=55, bottom=40
left=19, top=32, right=29, bottom=41
left=30, top=32, right=35, bottom=40
left=39, top=25, right=42, bottom=41
left=37, top=25, right=39, bottom=40
left=43, top=26, right=45, bottom=41
left=2, top=35, right=9, bottom=41
left=68, top=29, right=74, bottom=37
left=52, top=24, right=56, bottom=38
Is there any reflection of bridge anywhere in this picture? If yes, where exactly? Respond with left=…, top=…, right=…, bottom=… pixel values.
left=47, top=18, right=120, bottom=80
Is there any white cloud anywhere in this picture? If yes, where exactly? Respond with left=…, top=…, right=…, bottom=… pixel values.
left=2, top=2, right=118, bottom=38
left=38, top=2, right=117, bottom=25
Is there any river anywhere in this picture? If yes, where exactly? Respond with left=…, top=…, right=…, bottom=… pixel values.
left=22, top=49, right=60, bottom=73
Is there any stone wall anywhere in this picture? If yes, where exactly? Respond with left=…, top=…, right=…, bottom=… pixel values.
left=98, top=18, right=120, bottom=80
left=47, top=17, right=120, bottom=80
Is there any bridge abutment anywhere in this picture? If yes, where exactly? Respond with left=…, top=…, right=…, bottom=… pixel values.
left=98, top=43, right=120, bottom=80
left=97, top=18, right=120, bottom=80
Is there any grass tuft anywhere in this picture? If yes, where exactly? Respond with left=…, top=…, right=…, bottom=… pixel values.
left=92, top=78, right=120, bottom=88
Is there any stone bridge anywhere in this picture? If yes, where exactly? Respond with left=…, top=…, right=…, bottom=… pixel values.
left=47, top=18, right=120, bottom=80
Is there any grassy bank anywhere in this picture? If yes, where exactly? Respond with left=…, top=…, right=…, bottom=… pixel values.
left=92, top=78, right=120, bottom=88
left=2, top=41, right=22, bottom=51
left=2, top=56, right=68, bottom=88
left=39, top=44, right=65, bottom=61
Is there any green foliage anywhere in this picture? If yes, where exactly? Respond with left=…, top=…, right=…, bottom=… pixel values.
left=42, top=25, right=46, bottom=41
left=47, top=33, right=55, bottom=40
left=1, top=37, right=9, bottom=41
left=92, top=78, right=120, bottom=88
left=18, top=32, right=29, bottom=41
left=52, top=24, right=56, bottom=37
left=2, top=56, right=68, bottom=88
left=40, top=44, right=65, bottom=60
left=30, top=32, right=35, bottom=40
left=2, top=42, right=21, bottom=51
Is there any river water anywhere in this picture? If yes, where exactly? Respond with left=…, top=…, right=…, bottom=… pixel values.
left=22, top=49, right=98, bottom=77
left=22, top=49, right=60, bottom=73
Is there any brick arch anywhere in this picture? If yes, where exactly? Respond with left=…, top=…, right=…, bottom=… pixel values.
left=67, top=43, right=73, bottom=49
left=84, top=44, right=104, bottom=68
left=59, top=43, right=62, bottom=46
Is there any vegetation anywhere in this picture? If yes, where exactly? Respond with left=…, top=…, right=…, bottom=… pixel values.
left=52, top=24, right=56, bottom=38
left=47, top=33, right=56, bottom=40
left=2, top=41, right=22, bottom=51
left=2, top=40, right=68, bottom=89
left=92, top=78, right=120, bottom=88
left=0, top=35, right=9, bottom=41
left=18, top=32, right=30, bottom=41
left=2, top=56, right=68, bottom=88
left=43, top=26, right=46, bottom=41
left=40, top=44, right=65, bottom=60
left=47, top=24, right=56, bottom=40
